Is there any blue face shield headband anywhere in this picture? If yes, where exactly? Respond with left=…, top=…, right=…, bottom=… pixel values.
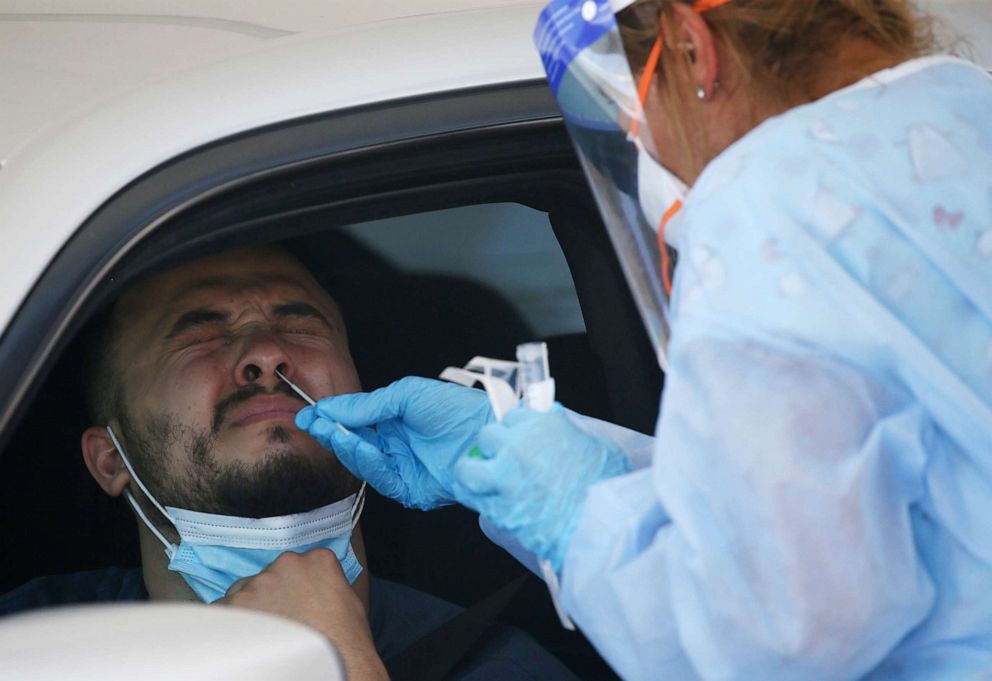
left=533, top=0, right=731, bottom=368
left=106, top=426, right=365, bottom=603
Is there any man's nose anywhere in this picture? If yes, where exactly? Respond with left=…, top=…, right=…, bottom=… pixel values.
left=234, top=329, right=292, bottom=388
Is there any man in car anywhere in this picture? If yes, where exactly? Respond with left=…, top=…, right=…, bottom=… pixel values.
left=0, top=245, right=577, bottom=681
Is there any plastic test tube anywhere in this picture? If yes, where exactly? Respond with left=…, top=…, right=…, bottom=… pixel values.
left=515, top=342, right=551, bottom=411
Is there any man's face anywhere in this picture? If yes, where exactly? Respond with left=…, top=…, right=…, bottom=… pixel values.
left=111, top=247, right=361, bottom=517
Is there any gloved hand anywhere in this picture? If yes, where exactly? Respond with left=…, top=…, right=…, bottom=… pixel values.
left=296, top=376, right=494, bottom=510
left=453, top=404, right=631, bottom=572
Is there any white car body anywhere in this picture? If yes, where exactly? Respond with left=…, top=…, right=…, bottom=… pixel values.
left=0, top=0, right=547, bottom=336
left=0, top=2, right=988, bottom=677
left=0, top=603, right=346, bottom=680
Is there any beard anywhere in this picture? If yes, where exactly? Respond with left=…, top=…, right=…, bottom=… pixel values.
left=118, top=386, right=360, bottom=518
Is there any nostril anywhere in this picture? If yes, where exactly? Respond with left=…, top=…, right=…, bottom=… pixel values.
left=243, top=364, right=261, bottom=382
left=276, top=362, right=288, bottom=377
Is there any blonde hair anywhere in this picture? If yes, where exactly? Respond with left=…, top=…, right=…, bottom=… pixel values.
left=618, top=0, right=939, bottom=176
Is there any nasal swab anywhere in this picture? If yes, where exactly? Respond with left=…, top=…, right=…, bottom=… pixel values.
left=275, top=368, right=315, bottom=405
left=275, top=369, right=350, bottom=434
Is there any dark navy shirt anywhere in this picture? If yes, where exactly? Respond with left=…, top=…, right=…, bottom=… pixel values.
left=0, top=568, right=578, bottom=681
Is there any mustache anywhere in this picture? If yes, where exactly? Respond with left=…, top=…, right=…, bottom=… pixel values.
left=212, top=382, right=301, bottom=433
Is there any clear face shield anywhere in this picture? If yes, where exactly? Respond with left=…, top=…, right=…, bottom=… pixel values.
left=534, top=0, right=727, bottom=369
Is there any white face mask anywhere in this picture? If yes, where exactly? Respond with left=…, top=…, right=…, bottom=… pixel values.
left=635, top=139, right=688, bottom=245
left=107, top=426, right=365, bottom=603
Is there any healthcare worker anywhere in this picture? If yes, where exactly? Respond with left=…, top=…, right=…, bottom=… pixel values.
left=297, top=1, right=992, bottom=678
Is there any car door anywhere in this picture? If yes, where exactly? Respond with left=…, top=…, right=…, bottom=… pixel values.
left=0, top=79, right=660, bottom=680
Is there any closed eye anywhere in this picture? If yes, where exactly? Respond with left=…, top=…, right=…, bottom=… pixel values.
left=271, top=302, right=335, bottom=338
left=166, top=308, right=228, bottom=340
left=271, top=302, right=332, bottom=329
left=186, top=331, right=230, bottom=345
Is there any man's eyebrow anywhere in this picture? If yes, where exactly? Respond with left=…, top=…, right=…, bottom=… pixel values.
left=272, top=302, right=332, bottom=327
left=165, top=308, right=228, bottom=339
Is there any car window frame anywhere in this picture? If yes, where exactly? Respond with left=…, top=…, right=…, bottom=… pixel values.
left=0, top=79, right=662, bottom=454
left=0, top=81, right=557, bottom=442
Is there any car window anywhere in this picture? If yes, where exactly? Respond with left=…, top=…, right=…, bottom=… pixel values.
left=340, top=203, right=585, bottom=338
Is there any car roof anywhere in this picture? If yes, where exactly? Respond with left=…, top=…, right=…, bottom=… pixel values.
left=0, top=1, right=547, bottom=335
left=0, top=0, right=546, bottom=161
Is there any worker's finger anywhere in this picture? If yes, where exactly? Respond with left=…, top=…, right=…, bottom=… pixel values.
left=312, top=377, right=438, bottom=428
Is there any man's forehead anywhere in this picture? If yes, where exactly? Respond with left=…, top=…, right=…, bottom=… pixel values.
left=117, top=250, right=339, bottom=327
left=168, top=272, right=317, bottom=306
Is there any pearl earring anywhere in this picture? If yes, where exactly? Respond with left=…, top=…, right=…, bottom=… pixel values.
left=696, top=86, right=706, bottom=100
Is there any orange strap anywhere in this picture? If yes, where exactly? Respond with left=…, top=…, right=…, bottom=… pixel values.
left=630, top=35, right=664, bottom=138
left=657, top=199, right=682, bottom=296
left=637, top=36, right=664, bottom=106
left=692, top=0, right=733, bottom=11
left=635, top=0, right=731, bottom=295
left=630, top=0, right=731, bottom=135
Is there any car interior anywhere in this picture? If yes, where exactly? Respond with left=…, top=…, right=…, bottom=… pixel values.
left=0, top=91, right=663, bottom=679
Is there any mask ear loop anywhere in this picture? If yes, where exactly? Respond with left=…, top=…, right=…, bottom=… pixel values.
left=348, top=482, right=368, bottom=573
left=350, top=481, right=367, bottom=530
left=106, top=425, right=177, bottom=558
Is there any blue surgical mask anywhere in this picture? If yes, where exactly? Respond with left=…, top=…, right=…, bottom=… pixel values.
left=107, top=426, right=365, bottom=603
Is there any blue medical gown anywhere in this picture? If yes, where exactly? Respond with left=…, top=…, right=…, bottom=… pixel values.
left=559, top=58, right=992, bottom=680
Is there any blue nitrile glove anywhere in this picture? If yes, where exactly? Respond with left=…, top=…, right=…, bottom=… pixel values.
left=295, top=376, right=494, bottom=510
left=453, top=404, right=631, bottom=572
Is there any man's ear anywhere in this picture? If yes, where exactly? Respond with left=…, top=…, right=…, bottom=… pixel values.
left=663, top=3, right=721, bottom=99
left=81, top=425, right=130, bottom=497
